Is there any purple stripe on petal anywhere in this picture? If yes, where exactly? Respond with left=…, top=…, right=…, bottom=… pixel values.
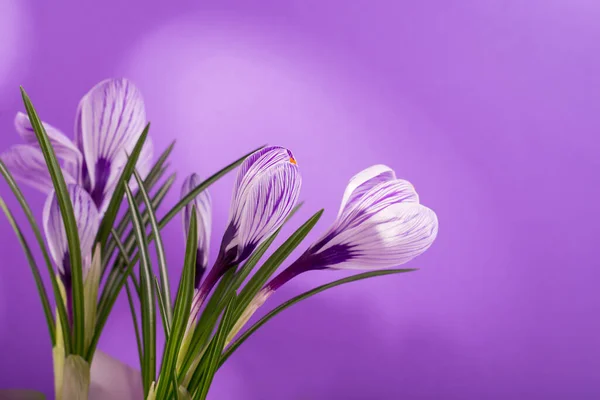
left=43, top=184, right=100, bottom=279
left=1, top=145, right=76, bottom=193
left=14, top=112, right=82, bottom=166
left=76, top=78, right=147, bottom=211
left=181, top=173, right=212, bottom=287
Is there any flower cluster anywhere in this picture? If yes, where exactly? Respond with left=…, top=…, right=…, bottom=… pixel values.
left=0, top=78, right=439, bottom=400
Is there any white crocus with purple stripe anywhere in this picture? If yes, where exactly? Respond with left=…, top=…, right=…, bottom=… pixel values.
left=181, top=173, right=212, bottom=289
left=227, top=165, right=438, bottom=343
left=220, top=146, right=302, bottom=265
left=1, top=78, right=152, bottom=215
left=273, top=165, right=436, bottom=294
left=43, top=184, right=100, bottom=319
left=194, top=146, right=301, bottom=308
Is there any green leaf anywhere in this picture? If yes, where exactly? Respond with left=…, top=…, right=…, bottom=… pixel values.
left=101, top=141, right=174, bottom=274
left=0, top=161, right=69, bottom=349
left=21, top=88, right=84, bottom=354
left=155, top=208, right=198, bottom=400
left=120, top=146, right=263, bottom=287
left=189, top=293, right=237, bottom=399
left=83, top=245, right=102, bottom=349
left=98, top=173, right=175, bottom=309
left=133, top=169, right=172, bottom=324
left=124, top=184, right=156, bottom=396
left=154, top=276, right=170, bottom=339
left=230, top=202, right=304, bottom=291
left=220, top=268, right=417, bottom=366
left=0, top=196, right=55, bottom=345
left=125, top=280, right=143, bottom=369
left=233, top=209, right=323, bottom=320
left=178, top=269, right=236, bottom=378
left=95, top=123, right=149, bottom=248
left=85, top=234, right=137, bottom=361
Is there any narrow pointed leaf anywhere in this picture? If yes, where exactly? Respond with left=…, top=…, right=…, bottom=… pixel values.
left=133, top=169, right=172, bottom=324
left=221, top=268, right=417, bottom=366
left=233, top=209, right=323, bottom=319
left=124, top=184, right=156, bottom=396
left=125, top=281, right=143, bottom=369
left=155, top=208, right=197, bottom=399
left=21, top=88, right=84, bottom=354
left=189, top=294, right=237, bottom=399
left=95, top=123, right=149, bottom=248
left=0, top=197, right=55, bottom=344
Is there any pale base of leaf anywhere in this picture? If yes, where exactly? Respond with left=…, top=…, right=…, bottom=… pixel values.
left=226, top=289, right=271, bottom=346
left=62, top=355, right=90, bottom=400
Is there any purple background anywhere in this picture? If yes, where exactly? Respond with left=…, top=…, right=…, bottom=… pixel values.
left=0, top=0, right=599, bottom=399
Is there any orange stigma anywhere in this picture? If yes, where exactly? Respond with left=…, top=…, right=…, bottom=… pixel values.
left=289, top=157, right=297, bottom=165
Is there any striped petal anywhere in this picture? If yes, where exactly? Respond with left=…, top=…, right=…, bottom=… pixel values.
left=231, top=146, right=296, bottom=205
left=15, top=112, right=82, bottom=165
left=314, top=202, right=438, bottom=270
left=337, top=164, right=398, bottom=218
left=230, top=160, right=301, bottom=262
left=307, top=175, right=436, bottom=270
left=75, top=78, right=147, bottom=210
left=1, top=145, right=76, bottom=193
left=43, top=184, right=100, bottom=279
left=181, top=173, right=212, bottom=287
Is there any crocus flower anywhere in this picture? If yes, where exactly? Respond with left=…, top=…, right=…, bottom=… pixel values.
left=43, top=184, right=100, bottom=318
left=227, top=165, right=438, bottom=342
left=198, top=146, right=302, bottom=297
left=181, top=173, right=212, bottom=288
left=1, top=78, right=153, bottom=215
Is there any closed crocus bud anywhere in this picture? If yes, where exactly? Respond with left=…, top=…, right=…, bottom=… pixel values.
left=267, top=165, right=438, bottom=291
left=197, top=146, right=301, bottom=300
left=181, top=173, right=212, bottom=288
left=227, top=165, right=437, bottom=344
left=220, top=146, right=302, bottom=265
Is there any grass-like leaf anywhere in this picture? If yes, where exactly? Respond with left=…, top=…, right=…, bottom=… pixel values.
left=21, top=88, right=84, bottom=354
left=154, top=276, right=170, bottom=339
left=125, top=281, right=143, bottom=369
left=98, top=173, right=176, bottom=310
left=95, top=123, right=149, bottom=248
left=133, top=169, right=172, bottom=325
left=155, top=208, right=198, bottom=400
left=221, top=268, right=417, bottom=366
left=0, top=161, right=71, bottom=351
left=85, top=233, right=138, bottom=360
left=101, top=141, right=174, bottom=274
left=189, top=293, right=237, bottom=399
left=124, top=184, right=156, bottom=396
left=230, top=202, right=304, bottom=292
left=233, top=209, right=323, bottom=320
left=118, top=146, right=263, bottom=285
left=178, top=269, right=236, bottom=378
left=0, top=196, right=55, bottom=344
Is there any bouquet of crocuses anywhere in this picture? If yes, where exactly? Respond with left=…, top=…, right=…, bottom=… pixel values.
left=0, top=79, right=438, bottom=400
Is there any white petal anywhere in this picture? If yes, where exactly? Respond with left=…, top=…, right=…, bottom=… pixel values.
left=321, top=202, right=438, bottom=270
left=181, top=173, right=212, bottom=269
left=76, top=78, right=147, bottom=207
left=235, top=162, right=301, bottom=257
left=43, top=184, right=100, bottom=275
left=338, top=164, right=397, bottom=217
left=1, top=145, right=76, bottom=193
left=15, top=112, right=82, bottom=165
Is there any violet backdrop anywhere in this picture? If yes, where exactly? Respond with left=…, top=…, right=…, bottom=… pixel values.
left=0, top=0, right=598, bottom=399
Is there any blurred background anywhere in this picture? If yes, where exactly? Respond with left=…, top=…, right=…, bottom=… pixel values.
left=0, top=0, right=599, bottom=398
